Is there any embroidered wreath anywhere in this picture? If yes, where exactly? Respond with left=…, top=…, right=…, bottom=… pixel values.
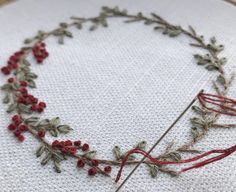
left=1, top=6, right=236, bottom=186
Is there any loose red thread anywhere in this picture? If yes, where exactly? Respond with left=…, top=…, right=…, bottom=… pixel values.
left=197, top=92, right=236, bottom=116
left=115, top=144, right=236, bottom=182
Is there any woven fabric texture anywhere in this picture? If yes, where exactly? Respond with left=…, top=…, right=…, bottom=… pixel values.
left=0, top=0, right=235, bottom=191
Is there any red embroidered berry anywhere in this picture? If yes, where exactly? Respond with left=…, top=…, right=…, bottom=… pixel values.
left=29, top=95, right=38, bottom=104
left=91, top=159, right=99, bottom=167
left=12, top=115, right=21, bottom=122
left=31, top=104, right=39, bottom=111
left=37, top=106, right=44, bottom=113
left=1, top=66, right=10, bottom=75
left=104, top=166, right=112, bottom=173
left=88, top=167, right=97, bottom=176
left=8, top=123, right=17, bottom=131
left=65, top=140, right=73, bottom=146
left=8, top=77, right=14, bottom=83
left=17, top=134, right=25, bottom=142
left=52, top=140, right=60, bottom=148
left=44, top=51, right=49, bottom=57
left=37, top=58, right=43, bottom=64
left=11, top=63, right=18, bottom=69
left=38, top=130, right=46, bottom=138
left=69, top=147, right=77, bottom=155
left=20, top=81, right=28, bottom=87
left=74, top=140, right=81, bottom=146
left=77, top=159, right=85, bottom=168
left=14, top=119, right=22, bottom=126
left=82, top=143, right=89, bottom=151
left=39, top=102, right=46, bottom=108
left=40, top=42, right=46, bottom=47
left=17, top=96, right=26, bottom=104
left=18, top=124, right=28, bottom=132
left=19, top=87, right=28, bottom=94
left=60, top=141, right=65, bottom=146
left=14, top=130, right=21, bottom=137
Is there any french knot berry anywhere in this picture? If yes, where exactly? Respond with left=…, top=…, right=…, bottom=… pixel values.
left=38, top=130, right=46, bottom=138
left=77, top=159, right=85, bottom=168
left=17, top=134, right=25, bottom=142
left=88, top=167, right=97, bottom=176
left=104, top=166, right=112, bottom=173
left=91, top=159, right=99, bottom=167
left=82, top=143, right=89, bottom=151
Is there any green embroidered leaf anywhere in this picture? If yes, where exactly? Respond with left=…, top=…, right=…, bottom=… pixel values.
left=1, top=83, right=11, bottom=90
left=168, top=152, right=181, bottom=161
left=3, top=93, right=10, bottom=104
left=149, top=165, right=159, bottom=178
left=28, top=79, right=36, bottom=88
left=53, top=160, right=61, bottom=173
left=36, top=144, right=46, bottom=157
left=113, top=146, right=122, bottom=160
left=18, top=103, right=32, bottom=114
left=57, top=125, right=72, bottom=133
left=50, top=117, right=60, bottom=126
left=27, top=72, right=38, bottom=79
left=217, top=74, right=226, bottom=85
left=41, top=152, right=52, bottom=166
left=191, top=127, right=200, bottom=141
left=83, top=151, right=97, bottom=159
left=7, top=103, right=17, bottom=113
left=25, top=116, right=40, bottom=124
left=135, top=141, right=147, bottom=150
left=49, top=129, right=58, bottom=137
left=192, top=105, right=204, bottom=115
left=38, top=119, right=50, bottom=126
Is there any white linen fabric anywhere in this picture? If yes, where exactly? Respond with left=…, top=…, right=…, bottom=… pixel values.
left=0, top=0, right=235, bottom=191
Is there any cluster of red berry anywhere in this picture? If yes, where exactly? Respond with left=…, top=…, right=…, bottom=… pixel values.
left=1, top=51, right=24, bottom=75
left=8, top=79, right=47, bottom=112
left=8, top=115, right=28, bottom=142
left=77, top=157, right=112, bottom=176
left=51, top=139, right=88, bottom=156
left=33, top=42, right=49, bottom=64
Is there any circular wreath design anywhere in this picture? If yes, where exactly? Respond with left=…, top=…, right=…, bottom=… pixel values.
left=1, top=6, right=235, bottom=186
